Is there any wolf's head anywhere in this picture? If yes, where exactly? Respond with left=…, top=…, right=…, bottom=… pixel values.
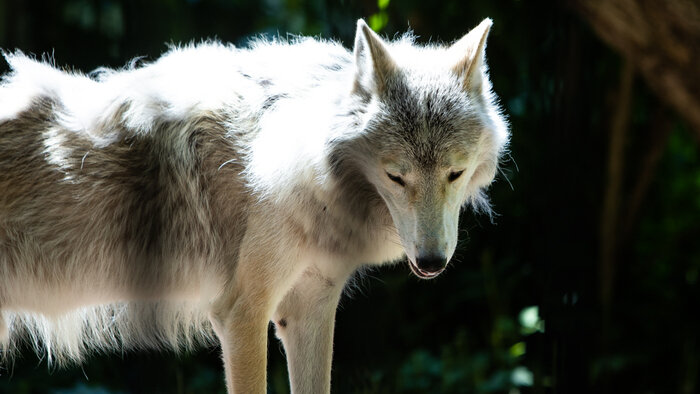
left=335, top=19, right=508, bottom=279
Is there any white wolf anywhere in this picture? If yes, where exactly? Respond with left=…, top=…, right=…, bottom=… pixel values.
left=0, top=19, right=508, bottom=393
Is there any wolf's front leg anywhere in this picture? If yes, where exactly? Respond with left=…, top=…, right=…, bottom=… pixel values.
left=273, top=265, right=353, bottom=394
left=210, top=292, right=271, bottom=393
left=210, top=223, right=308, bottom=393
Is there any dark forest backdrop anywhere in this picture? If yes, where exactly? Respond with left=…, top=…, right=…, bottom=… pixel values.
left=0, top=0, right=699, bottom=393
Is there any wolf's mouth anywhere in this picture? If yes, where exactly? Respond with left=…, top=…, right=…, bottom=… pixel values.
left=408, top=260, right=443, bottom=279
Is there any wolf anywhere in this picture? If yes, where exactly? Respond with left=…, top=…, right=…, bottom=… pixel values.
left=0, top=18, right=508, bottom=393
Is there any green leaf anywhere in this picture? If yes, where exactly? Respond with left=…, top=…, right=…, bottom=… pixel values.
left=368, top=12, right=388, bottom=31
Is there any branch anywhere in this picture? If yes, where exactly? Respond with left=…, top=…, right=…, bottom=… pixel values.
left=599, top=60, right=634, bottom=314
left=571, top=0, right=700, bottom=136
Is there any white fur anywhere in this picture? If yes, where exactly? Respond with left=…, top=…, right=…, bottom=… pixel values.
left=0, top=19, right=508, bottom=393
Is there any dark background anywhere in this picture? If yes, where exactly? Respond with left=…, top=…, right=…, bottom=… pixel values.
left=1, top=0, right=698, bottom=393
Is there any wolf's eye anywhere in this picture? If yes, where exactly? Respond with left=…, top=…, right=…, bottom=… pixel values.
left=448, top=170, right=464, bottom=183
left=386, top=172, right=405, bottom=187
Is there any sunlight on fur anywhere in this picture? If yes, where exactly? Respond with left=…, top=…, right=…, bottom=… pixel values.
left=0, top=18, right=508, bottom=393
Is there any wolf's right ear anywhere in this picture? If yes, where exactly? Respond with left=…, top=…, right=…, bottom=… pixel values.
left=353, top=19, right=396, bottom=95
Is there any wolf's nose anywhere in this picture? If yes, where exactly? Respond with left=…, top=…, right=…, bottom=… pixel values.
left=415, top=254, right=447, bottom=274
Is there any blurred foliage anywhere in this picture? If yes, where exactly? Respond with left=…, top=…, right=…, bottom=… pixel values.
left=0, top=0, right=699, bottom=393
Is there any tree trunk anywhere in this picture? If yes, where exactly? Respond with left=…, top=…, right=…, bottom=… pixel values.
left=571, top=0, right=700, bottom=137
left=599, top=60, right=634, bottom=320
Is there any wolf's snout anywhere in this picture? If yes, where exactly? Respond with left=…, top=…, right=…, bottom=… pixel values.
left=415, top=254, right=447, bottom=274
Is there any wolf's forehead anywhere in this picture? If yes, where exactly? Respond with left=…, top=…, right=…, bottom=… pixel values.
left=377, top=76, right=484, bottom=162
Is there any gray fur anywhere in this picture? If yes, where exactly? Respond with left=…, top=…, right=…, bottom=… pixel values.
left=0, top=19, right=508, bottom=393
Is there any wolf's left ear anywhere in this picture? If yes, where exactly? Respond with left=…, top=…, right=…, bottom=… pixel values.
left=449, top=18, right=493, bottom=94
left=353, top=19, right=396, bottom=95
